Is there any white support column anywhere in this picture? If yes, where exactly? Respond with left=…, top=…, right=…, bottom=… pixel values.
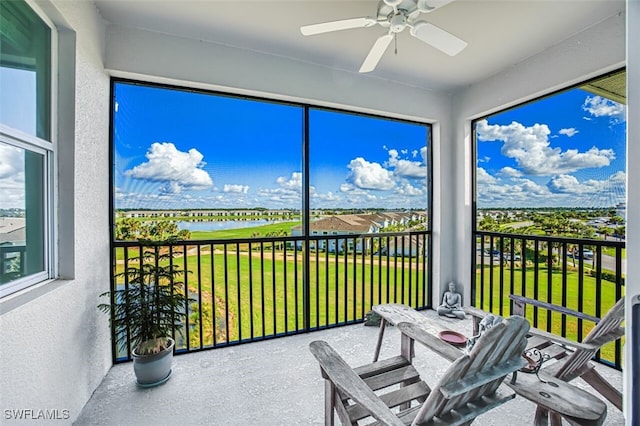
left=624, top=0, right=639, bottom=423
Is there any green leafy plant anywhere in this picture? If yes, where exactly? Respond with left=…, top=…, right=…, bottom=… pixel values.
left=99, top=241, right=194, bottom=356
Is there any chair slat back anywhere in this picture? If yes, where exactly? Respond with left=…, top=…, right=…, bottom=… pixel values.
left=309, top=340, right=406, bottom=426
left=583, top=297, right=625, bottom=344
left=556, top=297, right=625, bottom=381
left=412, top=316, right=529, bottom=425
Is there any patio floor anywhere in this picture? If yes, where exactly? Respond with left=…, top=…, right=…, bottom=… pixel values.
left=75, top=310, right=624, bottom=425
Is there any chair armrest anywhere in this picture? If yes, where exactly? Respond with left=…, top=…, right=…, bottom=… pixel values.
left=526, top=327, right=603, bottom=352
left=309, top=341, right=405, bottom=426
left=464, top=306, right=487, bottom=335
left=397, top=322, right=461, bottom=363
left=509, top=295, right=600, bottom=323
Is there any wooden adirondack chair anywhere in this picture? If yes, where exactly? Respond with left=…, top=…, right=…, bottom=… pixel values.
left=508, top=295, right=625, bottom=416
left=309, top=315, right=529, bottom=426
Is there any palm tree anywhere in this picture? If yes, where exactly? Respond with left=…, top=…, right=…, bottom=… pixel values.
left=598, top=225, right=611, bottom=241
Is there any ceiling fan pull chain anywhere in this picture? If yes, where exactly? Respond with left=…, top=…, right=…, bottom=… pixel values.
left=394, top=33, right=398, bottom=55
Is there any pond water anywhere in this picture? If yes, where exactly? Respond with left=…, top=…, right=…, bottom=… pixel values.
left=177, top=219, right=280, bottom=232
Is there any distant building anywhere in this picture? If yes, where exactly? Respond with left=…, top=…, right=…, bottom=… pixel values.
left=290, top=212, right=426, bottom=252
left=0, top=218, right=26, bottom=246
left=117, top=209, right=300, bottom=219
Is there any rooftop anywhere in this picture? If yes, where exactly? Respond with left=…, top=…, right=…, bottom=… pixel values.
left=75, top=310, right=624, bottom=425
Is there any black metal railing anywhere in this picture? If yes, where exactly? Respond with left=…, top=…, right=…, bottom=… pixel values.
left=473, top=231, right=625, bottom=369
left=111, top=231, right=431, bottom=362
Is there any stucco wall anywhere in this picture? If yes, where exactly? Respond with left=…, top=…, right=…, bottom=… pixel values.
left=0, top=1, right=112, bottom=423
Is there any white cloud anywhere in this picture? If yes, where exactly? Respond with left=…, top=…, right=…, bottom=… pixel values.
left=0, top=144, right=23, bottom=179
left=476, top=167, right=497, bottom=184
left=276, top=172, right=302, bottom=191
left=223, top=184, right=249, bottom=194
left=582, top=96, right=626, bottom=122
left=385, top=148, right=428, bottom=178
left=476, top=120, right=615, bottom=175
left=124, top=142, right=213, bottom=193
left=339, top=183, right=370, bottom=195
left=477, top=178, right=551, bottom=206
left=498, top=167, right=522, bottom=178
left=346, top=157, right=395, bottom=190
left=0, top=145, right=25, bottom=208
left=312, top=191, right=339, bottom=202
left=548, top=171, right=627, bottom=195
left=395, top=180, right=424, bottom=196
left=256, top=172, right=312, bottom=205
left=558, top=128, right=579, bottom=137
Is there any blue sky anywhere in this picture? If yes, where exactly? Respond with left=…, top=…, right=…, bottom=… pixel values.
left=0, top=80, right=627, bottom=212
left=113, top=82, right=429, bottom=210
left=476, top=88, right=626, bottom=208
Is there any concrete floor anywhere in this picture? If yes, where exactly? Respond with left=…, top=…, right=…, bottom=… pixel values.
left=75, top=310, right=625, bottom=425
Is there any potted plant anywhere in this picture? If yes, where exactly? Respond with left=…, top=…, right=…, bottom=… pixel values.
left=99, top=241, right=193, bottom=387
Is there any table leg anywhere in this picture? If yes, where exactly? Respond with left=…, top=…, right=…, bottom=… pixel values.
left=534, top=406, right=549, bottom=426
left=549, top=412, right=562, bottom=426
left=373, top=318, right=387, bottom=362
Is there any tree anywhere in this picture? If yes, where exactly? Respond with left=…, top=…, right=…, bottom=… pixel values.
left=115, top=218, right=143, bottom=240
left=115, top=219, right=191, bottom=241
left=478, top=215, right=499, bottom=231
left=598, top=225, right=611, bottom=241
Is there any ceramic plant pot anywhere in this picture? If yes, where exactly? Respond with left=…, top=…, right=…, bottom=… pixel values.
left=132, top=337, right=174, bottom=387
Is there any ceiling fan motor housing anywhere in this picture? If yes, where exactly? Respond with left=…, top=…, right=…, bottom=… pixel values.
left=389, top=13, right=408, bottom=32
left=378, top=0, right=422, bottom=24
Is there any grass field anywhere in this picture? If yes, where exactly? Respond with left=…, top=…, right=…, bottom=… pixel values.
left=113, top=246, right=428, bottom=354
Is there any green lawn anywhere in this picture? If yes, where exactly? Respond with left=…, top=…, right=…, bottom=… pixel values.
left=602, top=246, right=627, bottom=259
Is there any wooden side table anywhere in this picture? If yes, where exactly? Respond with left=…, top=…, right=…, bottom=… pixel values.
left=371, top=303, right=447, bottom=362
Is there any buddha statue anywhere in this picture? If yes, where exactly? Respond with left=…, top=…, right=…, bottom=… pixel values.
left=437, top=282, right=465, bottom=319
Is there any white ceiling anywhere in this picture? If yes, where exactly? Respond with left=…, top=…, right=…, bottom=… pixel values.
left=94, top=0, right=626, bottom=92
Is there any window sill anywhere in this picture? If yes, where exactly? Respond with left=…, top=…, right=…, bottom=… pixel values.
left=0, top=278, right=70, bottom=315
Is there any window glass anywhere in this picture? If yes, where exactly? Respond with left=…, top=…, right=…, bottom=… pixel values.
left=113, top=82, right=303, bottom=240
left=0, top=0, right=51, bottom=140
left=475, top=75, right=626, bottom=237
left=0, top=142, right=45, bottom=288
left=0, top=0, right=52, bottom=297
left=309, top=109, right=429, bottom=220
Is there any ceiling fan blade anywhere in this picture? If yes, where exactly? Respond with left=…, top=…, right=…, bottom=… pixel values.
left=409, top=21, right=467, bottom=56
left=359, top=33, right=393, bottom=73
left=416, top=0, right=456, bottom=13
left=300, top=17, right=376, bottom=36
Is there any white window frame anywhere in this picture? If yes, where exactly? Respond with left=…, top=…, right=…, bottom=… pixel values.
left=0, top=0, right=57, bottom=298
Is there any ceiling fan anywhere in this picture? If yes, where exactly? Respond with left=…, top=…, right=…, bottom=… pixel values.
left=300, top=0, right=467, bottom=73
